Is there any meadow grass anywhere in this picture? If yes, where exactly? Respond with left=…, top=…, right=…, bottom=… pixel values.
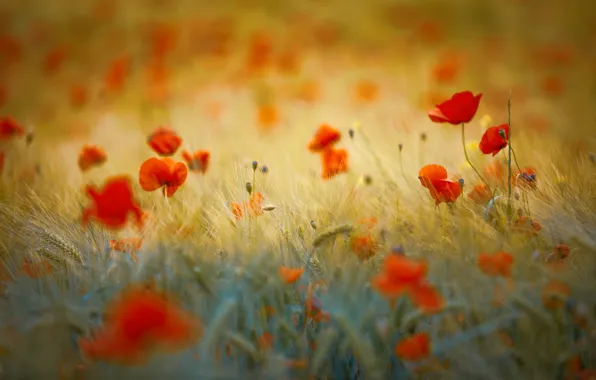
left=1, top=0, right=596, bottom=379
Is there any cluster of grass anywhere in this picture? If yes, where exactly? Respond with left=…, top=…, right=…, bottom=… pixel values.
left=1, top=0, right=596, bottom=379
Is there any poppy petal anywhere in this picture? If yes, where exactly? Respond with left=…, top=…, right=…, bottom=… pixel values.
left=139, top=157, right=169, bottom=191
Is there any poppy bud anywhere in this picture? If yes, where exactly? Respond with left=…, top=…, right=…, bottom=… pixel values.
left=252, top=160, right=258, bottom=171
left=348, top=128, right=354, bottom=139
left=245, top=182, right=253, bottom=195
left=420, top=132, right=427, bottom=142
left=310, top=220, right=317, bottom=230
left=498, top=129, right=507, bottom=139
left=261, top=165, right=269, bottom=174
left=363, top=175, right=372, bottom=185
left=458, top=178, right=464, bottom=187
left=391, top=245, right=405, bottom=255
left=398, top=143, right=403, bottom=152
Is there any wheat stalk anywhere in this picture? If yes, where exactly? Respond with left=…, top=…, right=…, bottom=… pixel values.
left=38, top=228, right=84, bottom=265
left=312, top=224, right=354, bottom=249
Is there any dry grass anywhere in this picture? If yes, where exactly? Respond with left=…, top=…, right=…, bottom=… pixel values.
left=1, top=0, right=596, bottom=379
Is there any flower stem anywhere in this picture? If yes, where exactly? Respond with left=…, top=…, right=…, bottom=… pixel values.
left=507, top=92, right=513, bottom=222
left=461, top=123, right=492, bottom=196
left=249, top=168, right=256, bottom=242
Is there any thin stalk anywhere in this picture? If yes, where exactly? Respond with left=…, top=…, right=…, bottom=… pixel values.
left=509, top=146, right=523, bottom=174
left=358, top=125, right=398, bottom=190
left=461, top=123, right=492, bottom=196
left=162, top=189, right=169, bottom=292
left=507, top=92, right=513, bottom=222
left=249, top=168, right=257, bottom=242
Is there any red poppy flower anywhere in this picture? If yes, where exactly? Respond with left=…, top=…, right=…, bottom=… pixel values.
left=78, top=145, right=107, bottom=172
left=279, top=266, right=304, bottom=284
left=395, top=333, right=431, bottom=361
left=139, top=157, right=188, bottom=197
left=231, top=192, right=264, bottom=219
left=147, top=22, right=177, bottom=59
left=69, top=84, right=88, bottom=109
left=308, top=124, right=341, bottom=152
left=245, top=31, right=273, bottom=74
left=477, top=251, right=514, bottom=278
left=321, top=147, right=348, bottom=179
left=256, top=103, right=279, bottom=131
left=79, top=285, right=202, bottom=366
left=372, top=255, right=444, bottom=314
left=479, top=124, right=509, bottom=156
left=350, top=217, right=379, bottom=260
left=418, top=164, right=462, bottom=206
left=354, top=80, right=379, bottom=104
left=428, top=91, right=482, bottom=125
left=103, top=56, right=130, bottom=94
left=0, top=117, right=25, bottom=141
left=42, top=46, right=68, bottom=75
left=82, top=176, right=146, bottom=231
left=147, top=127, right=182, bottom=156
left=431, top=50, right=463, bottom=84
left=181, top=150, right=210, bottom=174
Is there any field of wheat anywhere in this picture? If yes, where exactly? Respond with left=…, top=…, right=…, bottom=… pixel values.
left=0, top=0, right=595, bottom=379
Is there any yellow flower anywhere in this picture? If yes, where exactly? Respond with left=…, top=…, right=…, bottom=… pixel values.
left=353, top=121, right=362, bottom=131
left=480, top=115, right=492, bottom=129
left=459, top=161, right=471, bottom=172
left=466, top=140, right=480, bottom=153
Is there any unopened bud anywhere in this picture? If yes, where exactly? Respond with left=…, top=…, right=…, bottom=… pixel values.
left=262, top=204, right=276, bottom=211
left=458, top=178, right=465, bottom=187
left=348, top=129, right=354, bottom=139
left=364, top=175, right=372, bottom=185
left=420, top=133, right=427, bottom=142
left=252, top=160, right=258, bottom=171
left=245, top=182, right=253, bottom=195
left=398, top=143, right=403, bottom=152
left=391, top=245, right=405, bottom=256
left=261, top=165, right=269, bottom=174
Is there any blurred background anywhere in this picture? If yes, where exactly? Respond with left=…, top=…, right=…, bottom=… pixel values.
left=1, top=0, right=595, bottom=144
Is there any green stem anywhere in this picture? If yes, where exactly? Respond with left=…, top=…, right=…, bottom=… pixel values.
left=461, top=123, right=492, bottom=196
left=162, top=190, right=169, bottom=292
left=509, top=146, right=523, bottom=174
